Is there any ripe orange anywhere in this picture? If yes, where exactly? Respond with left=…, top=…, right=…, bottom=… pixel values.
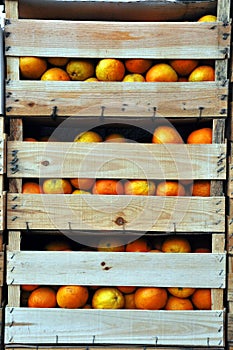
left=42, top=179, right=72, bottom=194
left=124, top=292, right=136, bottom=309
left=28, top=287, right=57, bottom=308
left=70, top=178, right=95, bottom=191
left=125, top=237, right=151, bottom=252
left=41, top=67, right=70, bottom=81
left=95, top=58, right=125, bottom=81
left=74, top=130, right=103, bottom=142
left=92, top=179, right=124, bottom=195
left=44, top=240, right=72, bottom=251
left=188, top=65, right=215, bottom=82
left=97, top=237, right=125, bottom=252
left=146, top=63, right=178, bottom=82
left=92, top=287, right=125, bottom=309
left=72, top=189, right=91, bottom=194
left=19, top=56, right=48, bottom=79
left=105, top=133, right=127, bottom=142
left=85, top=77, right=99, bottom=82
left=47, top=57, right=70, bottom=67
left=124, top=59, right=153, bottom=74
left=161, top=236, right=191, bottom=253
left=169, top=59, right=199, bottom=77
left=56, top=285, right=89, bottom=309
left=191, top=180, right=211, bottom=197
left=194, top=247, right=211, bottom=253
left=191, top=288, right=211, bottom=309
left=152, top=125, right=183, bottom=144
left=22, top=182, right=42, bottom=194
left=167, top=287, right=196, bottom=298
left=66, top=59, right=95, bottom=81
left=187, top=127, right=212, bottom=144
left=124, top=180, right=156, bottom=196
left=21, top=285, right=39, bottom=292
left=23, top=137, right=37, bottom=141
left=156, top=181, right=186, bottom=196
left=165, top=295, right=194, bottom=310
left=123, top=74, right=145, bottom=82
left=117, top=286, right=137, bottom=294
left=134, top=287, right=168, bottom=310
left=198, top=15, right=217, bottom=22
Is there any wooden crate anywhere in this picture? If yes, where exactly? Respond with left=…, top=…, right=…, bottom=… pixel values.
left=4, top=0, right=231, bottom=119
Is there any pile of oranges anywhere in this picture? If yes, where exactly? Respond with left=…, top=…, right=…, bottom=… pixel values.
left=22, top=284, right=211, bottom=311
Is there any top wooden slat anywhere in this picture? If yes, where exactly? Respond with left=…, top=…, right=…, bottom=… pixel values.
left=4, top=20, right=231, bottom=59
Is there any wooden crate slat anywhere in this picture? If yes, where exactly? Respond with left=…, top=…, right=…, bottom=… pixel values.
left=5, top=81, right=228, bottom=118
left=7, top=142, right=227, bottom=179
left=5, top=20, right=230, bottom=59
left=6, top=251, right=226, bottom=288
left=7, top=194, right=225, bottom=232
left=4, top=307, right=224, bottom=346
left=2, top=348, right=225, bottom=350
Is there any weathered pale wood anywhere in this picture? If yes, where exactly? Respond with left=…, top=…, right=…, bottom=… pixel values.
left=7, top=142, right=227, bottom=180
left=7, top=194, right=225, bottom=232
left=6, top=251, right=225, bottom=288
left=3, top=348, right=224, bottom=350
left=5, top=81, right=228, bottom=118
left=211, top=233, right=225, bottom=310
left=4, top=307, right=224, bottom=346
left=228, top=313, right=233, bottom=343
left=5, top=20, right=230, bottom=59
left=7, top=231, right=21, bottom=307
left=4, top=0, right=18, bottom=19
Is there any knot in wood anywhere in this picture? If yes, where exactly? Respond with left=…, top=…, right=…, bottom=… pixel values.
left=41, top=160, right=50, bottom=166
left=115, top=216, right=125, bottom=226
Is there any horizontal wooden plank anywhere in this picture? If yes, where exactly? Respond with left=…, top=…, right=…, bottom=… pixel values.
left=5, top=307, right=225, bottom=346
left=7, top=194, right=225, bottom=232
left=3, top=348, right=225, bottom=350
left=5, top=20, right=230, bottom=59
left=6, top=251, right=226, bottom=288
left=5, top=81, right=228, bottom=118
left=7, top=142, right=227, bottom=179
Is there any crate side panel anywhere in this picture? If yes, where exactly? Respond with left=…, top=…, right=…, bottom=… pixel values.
left=4, top=308, right=224, bottom=346
left=7, top=142, right=227, bottom=180
left=7, top=194, right=225, bottom=232
left=5, top=81, right=228, bottom=118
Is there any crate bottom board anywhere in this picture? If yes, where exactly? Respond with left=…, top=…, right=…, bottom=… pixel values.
left=5, top=307, right=224, bottom=346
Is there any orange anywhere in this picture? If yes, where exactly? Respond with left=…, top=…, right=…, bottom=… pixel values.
left=44, top=240, right=72, bottom=251
left=194, top=247, right=211, bottom=253
left=28, top=287, right=57, bottom=308
left=169, top=59, right=199, bottom=77
left=56, top=285, right=89, bottom=309
left=187, top=127, right=212, bottom=144
left=124, top=59, right=153, bottom=74
left=188, top=65, right=215, bottom=82
left=66, top=59, right=95, bottom=81
left=22, top=182, right=42, bottom=194
left=167, top=287, right=196, bottom=298
left=97, top=237, right=125, bottom=252
left=21, top=285, right=39, bottom=292
left=161, top=236, right=191, bottom=253
left=95, top=59, right=125, bottom=81
left=146, top=63, right=178, bottom=82
left=92, top=179, right=124, bottom=195
left=92, top=287, right=125, bottom=309
left=125, top=237, right=151, bottom=252
left=191, top=180, right=211, bottom=197
left=74, top=130, right=103, bottom=142
left=41, top=67, right=70, bottom=81
left=124, top=180, right=156, bottom=196
left=165, top=295, right=194, bottom=310
left=47, top=57, right=70, bottom=67
left=19, top=56, right=48, bottom=79
left=43, top=178, right=72, bottom=194
left=70, top=178, right=95, bottom=190
left=23, top=137, right=37, bottom=141
left=156, top=181, right=186, bottom=196
left=191, top=288, right=211, bottom=309
left=105, top=133, right=127, bottom=142
left=152, top=125, right=183, bottom=144
left=123, top=74, right=145, bottom=82
left=117, top=286, right=137, bottom=294
left=124, top=292, right=136, bottom=309
left=134, top=287, right=168, bottom=310
left=72, top=189, right=91, bottom=194
left=198, top=15, right=217, bottom=22
left=85, top=77, right=99, bottom=82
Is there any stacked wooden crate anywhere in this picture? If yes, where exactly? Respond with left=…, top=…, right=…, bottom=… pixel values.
left=3, top=0, right=231, bottom=349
